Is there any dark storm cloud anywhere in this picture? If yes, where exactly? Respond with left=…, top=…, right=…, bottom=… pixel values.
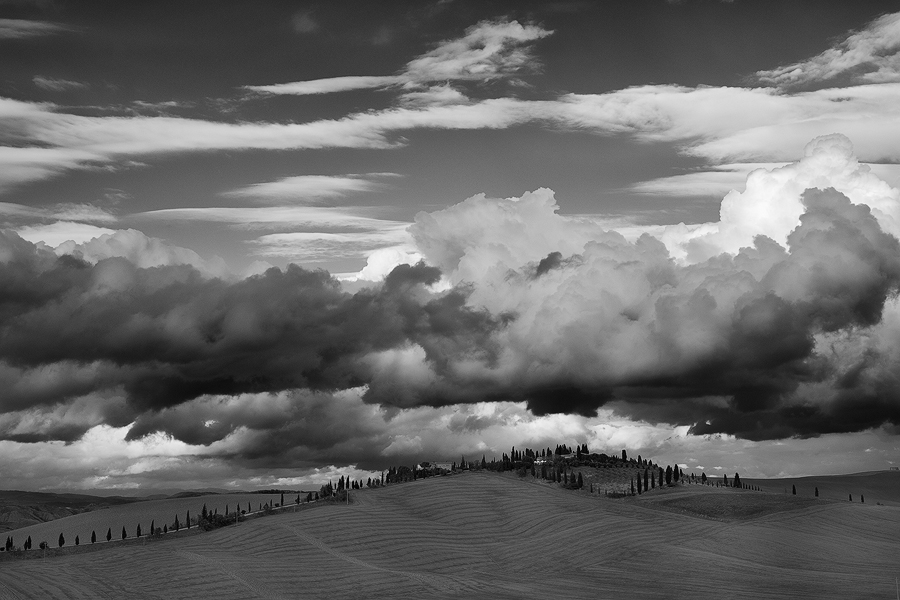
left=0, top=231, right=505, bottom=442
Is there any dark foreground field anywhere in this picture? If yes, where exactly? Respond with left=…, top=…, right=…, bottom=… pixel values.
left=0, top=472, right=897, bottom=599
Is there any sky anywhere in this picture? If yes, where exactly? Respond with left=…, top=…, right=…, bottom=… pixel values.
left=2, top=0, right=900, bottom=493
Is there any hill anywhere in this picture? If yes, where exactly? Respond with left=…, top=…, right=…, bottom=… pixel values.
left=744, top=470, right=900, bottom=506
left=0, top=472, right=897, bottom=599
left=0, top=491, right=140, bottom=534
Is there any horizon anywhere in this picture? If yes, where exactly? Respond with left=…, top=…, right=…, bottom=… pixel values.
left=2, top=1, right=900, bottom=492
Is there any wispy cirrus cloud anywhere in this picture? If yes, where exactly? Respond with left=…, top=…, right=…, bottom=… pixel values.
left=756, top=12, right=900, bottom=88
left=245, top=18, right=552, bottom=96
left=222, top=173, right=399, bottom=204
left=250, top=227, right=412, bottom=261
left=0, top=18, right=67, bottom=39
left=33, top=75, right=88, bottom=92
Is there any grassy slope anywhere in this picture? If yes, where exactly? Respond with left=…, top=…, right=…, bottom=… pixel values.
left=0, top=473, right=897, bottom=600
left=745, top=470, right=900, bottom=506
left=1, top=493, right=284, bottom=549
left=0, top=491, right=140, bottom=534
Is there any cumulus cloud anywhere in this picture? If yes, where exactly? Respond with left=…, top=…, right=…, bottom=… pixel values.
left=0, top=234, right=501, bottom=440
left=390, top=135, right=900, bottom=437
left=756, top=12, right=900, bottom=88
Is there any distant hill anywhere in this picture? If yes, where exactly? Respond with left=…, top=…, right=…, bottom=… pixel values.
left=0, top=490, right=140, bottom=533
left=744, top=470, right=900, bottom=506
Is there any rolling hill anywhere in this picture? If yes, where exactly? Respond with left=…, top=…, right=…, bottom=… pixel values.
left=0, top=492, right=287, bottom=550
left=0, top=472, right=897, bottom=599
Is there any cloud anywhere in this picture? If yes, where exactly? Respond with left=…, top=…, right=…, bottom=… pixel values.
left=386, top=136, right=900, bottom=437
left=628, top=163, right=786, bottom=197
left=291, top=10, right=318, bottom=34
left=247, top=75, right=403, bottom=96
left=551, top=83, right=900, bottom=163
left=16, top=221, right=116, bottom=246
left=245, top=19, right=552, bottom=96
left=0, top=232, right=502, bottom=436
left=5, top=78, right=900, bottom=192
left=249, top=227, right=412, bottom=261
left=756, top=12, right=900, bottom=88
left=222, top=173, right=397, bottom=204
left=0, top=18, right=67, bottom=39
left=32, top=76, right=88, bottom=92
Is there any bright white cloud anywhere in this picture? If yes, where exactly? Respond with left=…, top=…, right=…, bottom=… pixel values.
left=16, top=221, right=116, bottom=247
left=756, top=12, right=900, bottom=88
left=223, top=173, right=398, bottom=204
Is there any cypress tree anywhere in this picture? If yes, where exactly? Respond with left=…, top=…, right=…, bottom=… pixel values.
left=58, top=533, right=65, bottom=547
left=137, top=524, right=142, bottom=537
left=150, top=520, right=155, bottom=535
left=849, top=494, right=852, bottom=501
left=26, top=535, right=31, bottom=550
left=733, top=473, right=741, bottom=488
left=651, top=470, right=656, bottom=488
left=861, top=495, right=865, bottom=503
left=163, top=525, right=168, bottom=534
left=186, top=510, right=191, bottom=529
left=122, top=526, right=127, bottom=540
left=644, top=469, right=649, bottom=491
left=92, top=530, right=97, bottom=544
left=577, top=472, right=584, bottom=489
left=815, top=487, right=819, bottom=497
left=665, top=465, right=672, bottom=485
left=792, top=485, right=796, bottom=495
left=106, top=528, right=112, bottom=542
left=630, top=478, right=635, bottom=495
left=637, top=475, right=642, bottom=494
left=75, top=535, right=79, bottom=546
left=281, top=492, right=285, bottom=506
